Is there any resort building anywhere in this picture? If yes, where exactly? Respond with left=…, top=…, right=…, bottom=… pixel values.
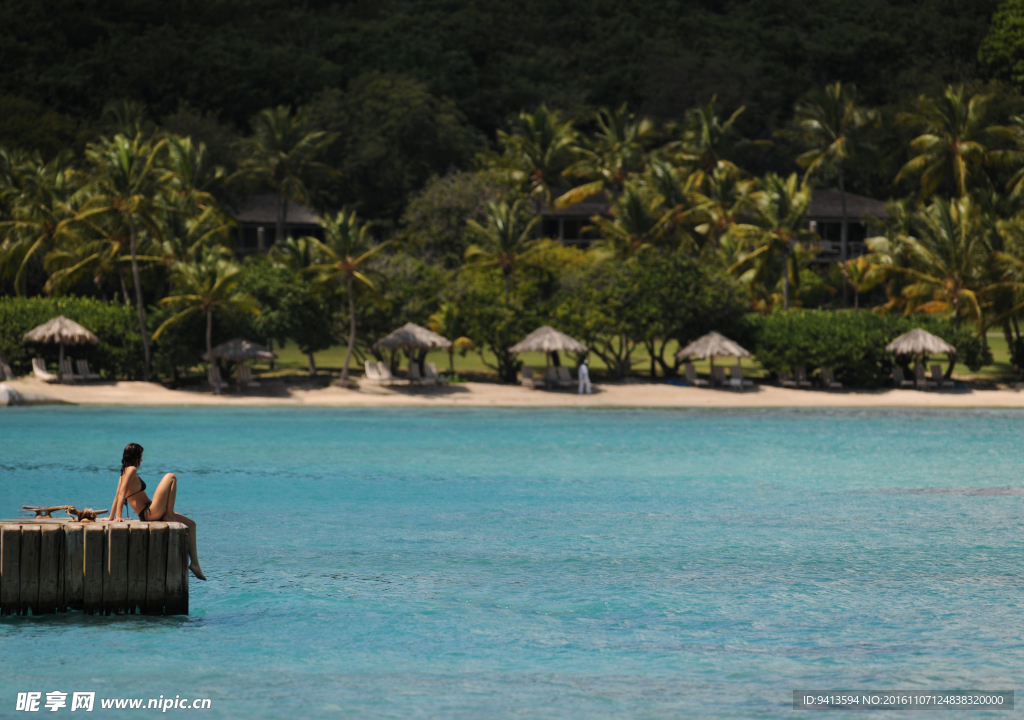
left=806, top=189, right=889, bottom=263
left=533, top=188, right=889, bottom=262
left=232, top=194, right=323, bottom=255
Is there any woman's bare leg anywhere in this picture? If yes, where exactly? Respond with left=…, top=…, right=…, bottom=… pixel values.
left=148, top=473, right=177, bottom=520
left=169, top=511, right=205, bottom=581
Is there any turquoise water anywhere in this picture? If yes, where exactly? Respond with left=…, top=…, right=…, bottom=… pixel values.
left=1, top=407, right=1023, bottom=718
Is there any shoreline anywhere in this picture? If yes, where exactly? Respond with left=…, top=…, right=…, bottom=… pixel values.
left=5, top=376, right=1024, bottom=408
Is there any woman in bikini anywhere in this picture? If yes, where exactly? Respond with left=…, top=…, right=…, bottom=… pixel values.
left=106, top=443, right=206, bottom=580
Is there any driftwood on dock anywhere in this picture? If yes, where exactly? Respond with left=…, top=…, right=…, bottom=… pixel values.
left=0, top=519, right=188, bottom=616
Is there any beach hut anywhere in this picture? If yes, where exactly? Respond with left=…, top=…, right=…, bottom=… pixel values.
left=509, top=325, right=587, bottom=377
left=23, top=316, right=99, bottom=381
left=202, top=337, right=278, bottom=362
left=885, top=328, right=956, bottom=382
left=675, top=331, right=751, bottom=382
left=884, top=328, right=956, bottom=356
left=373, top=323, right=452, bottom=380
left=203, top=338, right=277, bottom=391
left=373, top=323, right=452, bottom=352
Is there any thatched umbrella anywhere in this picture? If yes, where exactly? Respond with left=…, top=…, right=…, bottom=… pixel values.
left=675, top=331, right=751, bottom=374
left=23, top=316, right=99, bottom=380
left=202, top=337, right=277, bottom=361
left=885, top=328, right=956, bottom=356
left=509, top=325, right=587, bottom=368
left=886, top=328, right=956, bottom=375
left=373, top=322, right=452, bottom=351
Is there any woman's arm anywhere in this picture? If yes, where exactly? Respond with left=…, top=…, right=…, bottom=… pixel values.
left=106, top=468, right=131, bottom=521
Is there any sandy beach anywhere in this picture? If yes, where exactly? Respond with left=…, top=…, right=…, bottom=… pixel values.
left=4, top=375, right=1024, bottom=408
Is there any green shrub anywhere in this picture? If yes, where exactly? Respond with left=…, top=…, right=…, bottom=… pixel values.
left=754, top=310, right=991, bottom=387
left=0, top=297, right=145, bottom=379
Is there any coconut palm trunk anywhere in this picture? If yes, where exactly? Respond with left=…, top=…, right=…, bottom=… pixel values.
left=276, top=191, right=289, bottom=249
left=839, top=166, right=850, bottom=306
left=128, top=215, right=151, bottom=381
left=341, top=276, right=356, bottom=381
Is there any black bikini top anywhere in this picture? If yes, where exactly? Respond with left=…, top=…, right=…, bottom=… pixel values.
left=123, top=472, right=146, bottom=509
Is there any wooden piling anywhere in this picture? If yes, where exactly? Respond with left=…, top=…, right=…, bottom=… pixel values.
left=38, top=525, right=60, bottom=614
left=64, top=524, right=84, bottom=610
left=105, top=524, right=128, bottom=615
left=127, top=523, right=148, bottom=614
left=20, top=525, right=40, bottom=616
left=0, top=525, right=20, bottom=616
left=82, top=524, right=104, bottom=615
left=0, top=520, right=188, bottom=616
left=145, top=523, right=168, bottom=615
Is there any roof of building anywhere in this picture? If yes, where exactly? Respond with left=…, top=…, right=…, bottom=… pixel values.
left=808, top=188, right=888, bottom=221
left=232, top=194, right=321, bottom=226
left=531, top=193, right=612, bottom=217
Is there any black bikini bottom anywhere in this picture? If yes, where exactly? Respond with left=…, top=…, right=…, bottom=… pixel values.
left=139, top=501, right=153, bottom=521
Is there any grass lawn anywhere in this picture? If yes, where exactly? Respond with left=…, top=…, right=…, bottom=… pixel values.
left=244, top=333, right=1017, bottom=383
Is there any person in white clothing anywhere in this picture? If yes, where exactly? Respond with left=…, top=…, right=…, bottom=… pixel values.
left=577, top=360, right=592, bottom=394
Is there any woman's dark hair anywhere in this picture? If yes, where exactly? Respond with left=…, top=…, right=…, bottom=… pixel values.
left=121, top=443, right=144, bottom=474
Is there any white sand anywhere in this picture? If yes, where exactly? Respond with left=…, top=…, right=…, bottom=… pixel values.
left=5, top=375, right=1024, bottom=408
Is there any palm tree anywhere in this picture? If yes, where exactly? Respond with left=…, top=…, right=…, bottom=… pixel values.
left=234, top=106, right=336, bottom=249
left=307, top=210, right=386, bottom=381
left=83, top=133, right=175, bottom=381
left=0, top=151, right=87, bottom=295
left=464, top=199, right=541, bottom=303
left=495, top=105, right=578, bottom=203
left=673, top=97, right=769, bottom=185
left=896, top=85, right=994, bottom=200
left=269, top=235, right=317, bottom=273
left=427, top=302, right=476, bottom=372
left=778, top=83, right=878, bottom=281
left=556, top=104, right=655, bottom=207
left=152, top=249, right=259, bottom=389
left=728, top=173, right=816, bottom=310
left=840, top=255, right=886, bottom=310
left=592, top=180, right=676, bottom=258
left=898, top=197, right=990, bottom=329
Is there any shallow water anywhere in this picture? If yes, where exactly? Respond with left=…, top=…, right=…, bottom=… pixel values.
left=1, top=407, right=1023, bottom=718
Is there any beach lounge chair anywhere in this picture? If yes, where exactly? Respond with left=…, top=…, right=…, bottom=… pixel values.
left=914, top=364, right=936, bottom=389
left=779, top=371, right=797, bottom=387
left=892, top=366, right=914, bottom=388
left=545, top=366, right=560, bottom=387
left=729, top=364, right=753, bottom=390
left=208, top=364, right=226, bottom=394
left=794, top=365, right=812, bottom=387
left=408, top=361, right=424, bottom=383
left=364, top=360, right=382, bottom=382
left=0, top=356, right=13, bottom=381
left=424, top=362, right=448, bottom=385
left=59, top=358, right=83, bottom=383
left=711, top=365, right=727, bottom=387
left=520, top=366, right=544, bottom=389
left=238, top=364, right=260, bottom=388
left=377, top=361, right=397, bottom=385
left=820, top=367, right=843, bottom=389
left=683, top=363, right=708, bottom=386
left=32, top=358, right=58, bottom=383
left=931, top=364, right=952, bottom=388
left=75, top=359, right=100, bottom=381
left=556, top=366, right=574, bottom=387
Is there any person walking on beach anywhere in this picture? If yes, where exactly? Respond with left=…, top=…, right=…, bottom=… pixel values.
left=106, top=443, right=206, bottom=580
left=578, top=360, right=592, bottom=394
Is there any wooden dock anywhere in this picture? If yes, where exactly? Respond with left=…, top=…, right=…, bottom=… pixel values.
left=0, top=519, right=188, bottom=616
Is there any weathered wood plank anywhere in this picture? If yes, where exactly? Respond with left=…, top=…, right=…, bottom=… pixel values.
left=20, top=525, right=40, bottom=615
left=145, top=523, right=168, bottom=615
left=64, top=525, right=84, bottom=610
left=105, top=524, right=128, bottom=615
left=55, top=524, right=65, bottom=612
left=181, top=529, right=189, bottom=616
left=37, top=525, right=60, bottom=614
left=0, top=525, right=20, bottom=616
left=127, top=523, right=148, bottom=614
left=165, top=524, right=186, bottom=615
left=82, top=524, right=104, bottom=615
